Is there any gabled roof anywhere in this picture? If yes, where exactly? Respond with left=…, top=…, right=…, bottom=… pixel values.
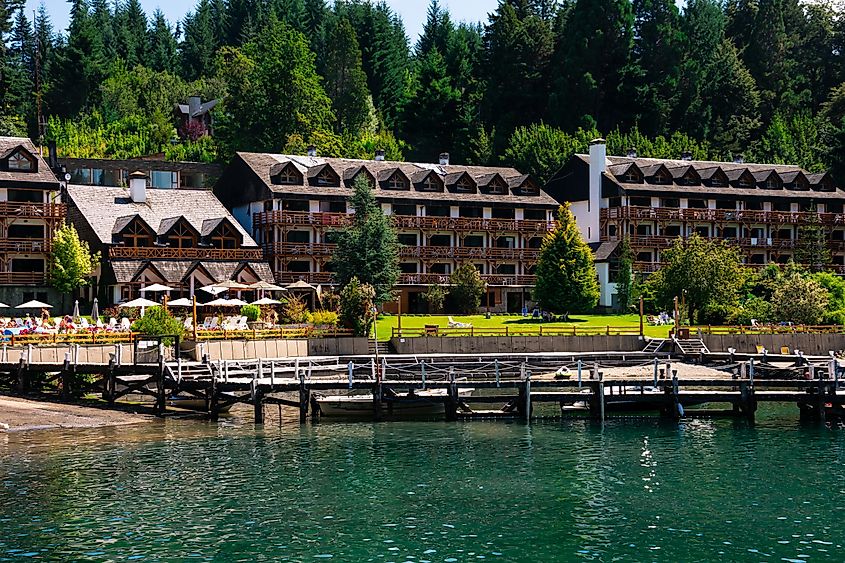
left=110, top=260, right=273, bottom=284
left=307, top=163, right=341, bottom=185
left=668, top=164, right=700, bottom=181
left=201, top=217, right=238, bottom=237
left=343, top=164, right=375, bottom=185
left=752, top=169, right=781, bottom=183
left=157, top=216, right=199, bottom=236
left=175, top=99, right=219, bottom=117
left=112, top=215, right=142, bottom=235
left=66, top=184, right=257, bottom=247
left=0, top=137, right=59, bottom=187
left=377, top=167, right=407, bottom=183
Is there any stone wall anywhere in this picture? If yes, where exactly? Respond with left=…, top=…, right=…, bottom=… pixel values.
left=390, top=335, right=644, bottom=355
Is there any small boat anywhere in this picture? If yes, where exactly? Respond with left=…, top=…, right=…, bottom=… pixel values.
left=315, top=387, right=474, bottom=418
left=167, top=395, right=233, bottom=413
left=562, top=385, right=707, bottom=413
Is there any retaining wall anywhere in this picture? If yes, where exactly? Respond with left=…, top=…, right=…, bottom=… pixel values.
left=187, top=337, right=369, bottom=361
left=389, top=335, right=644, bottom=355
left=1, top=343, right=120, bottom=365
left=702, top=334, right=845, bottom=355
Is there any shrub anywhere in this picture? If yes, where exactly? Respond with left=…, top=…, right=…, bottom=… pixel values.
left=823, top=308, right=845, bottom=326
left=240, top=304, right=261, bottom=322
left=339, top=276, right=376, bottom=336
left=728, top=296, right=773, bottom=326
left=422, top=285, right=446, bottom=313
left=282, top=294, right=310, bottom=324
left=448, top=264, right=485, bottom=314
left=309, top=310, right=339, bottom=326
left=131, top=306, right=185, bottom=344
left=772, top=273, right=830, bottom=325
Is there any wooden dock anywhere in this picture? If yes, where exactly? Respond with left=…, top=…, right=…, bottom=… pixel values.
left=0, top=349, right=842, bottom=424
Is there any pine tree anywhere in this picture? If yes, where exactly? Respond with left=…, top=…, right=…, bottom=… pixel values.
left=148, top=9, right=178, bottom=72
left=533, top=204, right=600, bottom=316
left=114, top=0, right=147, bottom=68
left=322, top=16, right=372, bottom=135
left=416, top=0, right=451, bottom=58
left=795, top=207, right=831, bottom=273
left=0, top=0, right=25, bottom=110
left=615, top=236, right=634, bottom=311
left=180, top=0, right=217, bottom=80
left=6, top=8, right=35, bottom=126
left=402, top=48, right=460, bottom=161
left=331, top=176, right=400, bottom=306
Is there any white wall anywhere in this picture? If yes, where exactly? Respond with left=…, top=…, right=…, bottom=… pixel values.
left=570, top=201, right=591, bottom=241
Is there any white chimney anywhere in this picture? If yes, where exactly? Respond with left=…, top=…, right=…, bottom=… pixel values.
left=129, top=171, right=147, bottom=203
left=307, top=145, right=317, bottom=158
left=439, top=152, right=450, bottom=166
left=626, top=147, right=637, bottom=158
left=681, top=151, right=693, bottom=161
left=733, top=153, right=744, bottom=164
left=587, top=138, right=606, bottom=244
left=375, top=149, right=386, bottom=161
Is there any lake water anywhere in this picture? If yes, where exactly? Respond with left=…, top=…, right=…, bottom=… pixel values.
left=2, top=407, right=845, bottom=562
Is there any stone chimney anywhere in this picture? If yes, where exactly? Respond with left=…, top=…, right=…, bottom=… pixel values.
left=439, top=152, right=450, bottom=166
left=375, top=149, right=386, bottom=161
left=626, top=147, right=637, bottom=158
left=129, top=171, right=147, bottom=203
left=586, top=138, right=606, bottom=244
left=306, top=145, right=317, bottom=158
left=681, top=151, right=693, bottom=161
left=188, top=95, right=201, bottom=117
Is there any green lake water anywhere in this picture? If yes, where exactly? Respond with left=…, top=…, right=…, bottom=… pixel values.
left=2, top=407, right=845, bottom=562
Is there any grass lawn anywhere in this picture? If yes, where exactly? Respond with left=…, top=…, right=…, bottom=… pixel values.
left=375, top=313, right=672, bottom=341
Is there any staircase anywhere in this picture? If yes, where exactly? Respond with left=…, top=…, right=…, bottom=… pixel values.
left=642, top=338, right=668, bottom=354
left=673, top=338, right=710, bottom=356
left=368, top=340, right=391, bottom=356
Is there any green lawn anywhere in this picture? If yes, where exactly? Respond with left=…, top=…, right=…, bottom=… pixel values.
left=375, top=313, right=672, bottom=341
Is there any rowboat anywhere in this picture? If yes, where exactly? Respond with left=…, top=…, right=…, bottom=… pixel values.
left=315, top=387, right=474, bottom=418
left=562, top=385, right=707, bottom=412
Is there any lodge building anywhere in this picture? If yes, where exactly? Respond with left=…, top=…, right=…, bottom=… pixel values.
left=0, top=137, right=64, bottom=306
left=214, top=150, right=559, bottom=313
left=545, top=139, right=845, bottom=309
left=65, top=172, right=273, bottom=305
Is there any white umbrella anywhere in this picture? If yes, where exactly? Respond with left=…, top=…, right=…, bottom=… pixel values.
left=226, top=298, right=249, bottom=307
left=72, top=300, right=80, bottom=321
left=214, top=280, right=250, bottom=290
left=167, top=298, right=195, bottom=307
left=91, top=298, right=99, bottom=323
left=205, top=297, right=234, bottom=307
left=251, top=297, right=282, bottom=305
left=200, top=284, right=227, bottom=295
left=249, top=281, right=286, bottom=291
left=119, top=298, right=160, bottom=308
left=141, top=283, right=174, bottom=292
left=16, top=300, right=52, bottom=309
left=286, top=280, right=316, bottom=291
left=0, top=302, right=9, bottom=308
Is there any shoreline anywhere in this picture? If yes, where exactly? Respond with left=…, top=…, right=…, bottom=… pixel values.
left=0, top=395, right=155, bottom=433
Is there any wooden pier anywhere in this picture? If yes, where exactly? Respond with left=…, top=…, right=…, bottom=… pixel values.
left=0, top=348, right=842, bottom=424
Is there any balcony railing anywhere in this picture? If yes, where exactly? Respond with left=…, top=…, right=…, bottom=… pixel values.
left=0, top=272, right=47, bottom=285
left=633, top=262, right=845, bottom=275
left=263, top=242, right=540, bottom=261
left=108, top=246, right=264, bottom=260
left=256, top=211, right=555, bottom=233
left=602, top=206, right=845, bottom=225
left=0, top=238, right=52, bottom=253
left=616, top=235, right=798, bottom=250
left=274, top=272, right=538, bottom=286
left=0, top=202, right=65, bottom=219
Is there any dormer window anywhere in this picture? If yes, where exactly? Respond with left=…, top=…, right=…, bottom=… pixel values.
left=316, top=169, right=337, bottom=186
left=122, top=219, right=154, bottom=248
left=421, top=176, right=441, bottom=192
left=624, top=170, right=640, bottom=183
left=653, top=170, right=671, bottom=185
left=386, top=172, right=409, bottom=190
left=456, top=176, right=474, bottom=192
left=765, top=177, right=779, bottom=189
left=489, top=178, right=508, bottom=194
left=277, top=167, right=299, bottom=185
left=739, top=175, right=754, bottom=188
left=7, top=150, right=33, bottom=171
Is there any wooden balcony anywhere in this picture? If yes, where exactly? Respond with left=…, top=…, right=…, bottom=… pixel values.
left=263, top=242, right=540, bottom=261
left=0, top=201, right=65, bottom=219
left=273, top=272, right=538, bottom=286
left=602, top=206, right=845, bottom=225
left=255, top=211, right=555, bottom=233
left=0, top=272, right=47, bottom=285
left=0, top=238, right=52, bottom=253
left=617, top=235, right=798, bottom=250
left=108, top=246, right=264, bottom=260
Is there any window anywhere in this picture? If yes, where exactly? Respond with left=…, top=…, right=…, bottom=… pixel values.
left=746, top=200, right=763, bottom=210
left=123, top=220, right=153, bottom=247
left=8, top=151, right=32, bottom=171
left=397, top=234, right=417, bottom=246
left=738, top=175, right=754, bottom=188
left=276, top=167, right=300, bottom=185
left=721, top=227, right=737, bottom=238
left=828, top=202, right=844, bottom=214
left=497, top=264, right=516, bottom=275
left=710, top=175, right=727, bottom=187
left=524, top=209, right=546, bottom=220
left=8, top=224, right=44, bottom=239
left=694, top=226, right=709, bottom=237
left=664, top=225, right=681, bottom=236
left=459, top=207, right=482, bottom=218
left=11, top=258, right=44, bottom=272
left=320, top=200, right=346, bottom=213
left=420, top=176, right=442, bottom=192
left=208, top=222, right=240, bottom=249
left=608, top=197, right=622, bottom=208
left=7, top=189, right=42, bottom=203
left=661, top=198, right=680, bottom=208
left=168, top=222, right=196, bottom=249
left=429, top=263, right=451, bottom=274
left=492, top=208, right=515, bottom=219
left=429, top=235, right=451, bottom=247
left=393, top=204, right=416, bottom=216
left=456, top=176, right=474, bottom=192
left=283, top=200, right=309, bottom=212
left=716, top=200, right=736, bottom=210
left=496, top=236, right=515, bottom=248
left=315, top=168, right=338, bottom=187
left=463, top=235, right=484, bottom=248
left=630, top=196, right=651, bottom=207
left=151, top=170, right=177, bottom=189
left=387, top=172, right=409, bottom=190
left=426, top=205, right=450, bottom=217
left=688, top=199, right=708, bottom=209
left=636, top=251, right=653, bottom=262
left=652, top=170, right=671, bottom=184
left=765, top=177, right=780, bottom=189
left=181, top=172, right=206, bottom=189
left=749, top=254, right=765, bottom=265
left=636, top=224, right=652, bottom=236
left=399, top=262, right=418, bottom=273
left=624, top=170, right=640, bottom=183
left=286, top=231, right=310, bottom=243
left=527, top=237, right=543, bottom=248
left=70, top=168, right=91, bottom=184
left=288, top=261, right=311, bottom=273
left=773, top=201, right=792, bottom=212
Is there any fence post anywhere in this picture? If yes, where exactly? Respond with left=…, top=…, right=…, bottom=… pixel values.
left=578, top=359, right=583, bottom=388
left=494, top=358, right=500, bottom=388
left=348, top=360, right=354, bottom=389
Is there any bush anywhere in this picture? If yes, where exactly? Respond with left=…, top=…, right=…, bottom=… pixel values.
left=240, top=304, right=261, bottom=322
left=309, top=310, right=339, bottom=326
left=282, top=295, right=310, bottom=324
left=823, top=308, right=845, bottom=326
left=131, top=306, right=185, bottom=344
left=339, top=277, right=375, bottom=336
left=728, top=296, right=773, bottom=326
left=448, top=264, right=485, bottom=314
left=772, top=273, right=830, bottom=325
left=422, top=285, right=446, bottom=313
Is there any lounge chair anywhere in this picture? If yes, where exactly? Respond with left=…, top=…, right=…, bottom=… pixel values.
left=447, top=316, right=472, bottom=329
left=780, top=346, right=791, bottom=355
left=120, top=318, right=131, bottom=331
left=109, top=318, right=117, bottom=329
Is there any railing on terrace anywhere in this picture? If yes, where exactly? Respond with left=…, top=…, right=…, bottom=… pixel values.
left=256, top=211, right=555, bottom=233
left=4, top=332, right=141, bottom=346
left=193, top=326, right=354, bottom=341
left=601, top=206, right=845, bottom=225
left=274, top=272, right=539, bottom=286
left=109, top=246, right=264, bottom=260
left=0, top=272, right=47, bottom=285
left=392, top=325, right=643, bottom=338
left=0, top=202, right=65, bottom=219
left=617, top=235, right=798, bottom=250
left=634, top=262, right=845, bottom=275
left=0, top=238, right=52, bottom=253
left=264, top=242, right=540, bottom=261
left=694, top=325, right=845, bottom=335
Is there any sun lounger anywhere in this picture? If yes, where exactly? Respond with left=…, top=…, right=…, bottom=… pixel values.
left=120, top=318, right=131, bottom=331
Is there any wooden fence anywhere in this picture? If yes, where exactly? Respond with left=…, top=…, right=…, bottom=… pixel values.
left=4, top=332, right=141, bottom=346
left=193, top=326, right=354, bottom=341
left=391, top=325, right=643, bottom=338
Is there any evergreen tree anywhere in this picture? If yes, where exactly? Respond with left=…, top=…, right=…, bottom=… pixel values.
left=448, top=264, right=485, bottom=314
left=331, top=176, right=400, bottom=306
left=6, top=8, right=35, bottom=125
left=303, top=0, right=327, bottom=56
left=402, top=48, right=460, bottom=161
left=615, top=236, right=634, bottom=311
left=215, top=18, right=335, bottom=153
left=416, top=0, right=451, bottom=57
left=533, top=204, right=600, bottom=316
left=794, top=207, right=831, bottom=273
left=550, top=0, right=634, bottom=132
left=180, top=0, right=217, bottom=80
left=322, top=17, right=372, bottom=135
left=0, top=0, right=25, bottom=111
left=114, top=0, right=147, bottom=68
left=148, top=9, right=178, bottom=72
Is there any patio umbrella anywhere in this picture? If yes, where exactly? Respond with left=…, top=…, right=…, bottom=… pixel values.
left=141, top=283, right=174, bottom=293
left=251, top=297, right=282, bottom=305
left=72, top=300, right=80, bottom=321
left=214, top=280, right=250, bottom=290
left=286, top=280, right=316, bottom=291
left=119, top=298, right=159, bottom=308
left=91, top=298, right=99, bottom=323
left=0, top=302, right=9, bottom=308
left=167, top=298, right=195, bottom=307
left=205, top=297, right=235, bottom=307
left=200, top=284, right=227, bottom=295
left=249, top=281, right=286, bottom=291
left=226, top=298, right=249, bottom=307
left=16, top=300, right=52, bottom=309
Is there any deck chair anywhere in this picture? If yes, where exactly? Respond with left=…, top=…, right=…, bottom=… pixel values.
left=109, top=318, right=117, bottom=329
left=120, top=317, right=131, bottom=331
left=780, top=346, right=791, bottom=355
left=208, top=317, right=219, bottom=329
left=755, top=345, right=765, bottom=354
left=80, top=318, right=90, bottom=329
left=202, top=316, right=213, bottom=329
left=236, top=316, right=249, bottom=330
left=183, top=317, right=193, bottom=330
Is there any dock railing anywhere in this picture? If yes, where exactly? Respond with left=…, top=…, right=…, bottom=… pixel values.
left=391, top=325, right=643, bottom=338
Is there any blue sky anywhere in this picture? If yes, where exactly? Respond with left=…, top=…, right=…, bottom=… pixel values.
left=23, top=0, right=501, bottom=41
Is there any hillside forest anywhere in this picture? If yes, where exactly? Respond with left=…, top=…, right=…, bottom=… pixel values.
left=2, top=0, right=845, bottom=182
